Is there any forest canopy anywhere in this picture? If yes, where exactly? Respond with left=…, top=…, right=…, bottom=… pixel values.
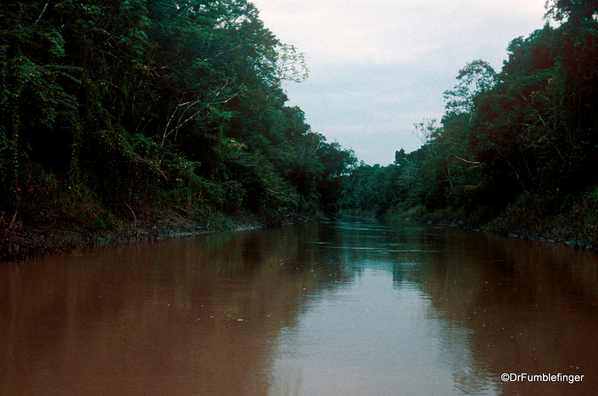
left=340, top=0, right=598, bottom=244
left=0, top=0, right=356, bottom=233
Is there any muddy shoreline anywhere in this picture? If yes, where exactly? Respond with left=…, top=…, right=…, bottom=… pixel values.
left=403, top=216, right=596, bottom=252
left=1, top=210, right=319, bottom=263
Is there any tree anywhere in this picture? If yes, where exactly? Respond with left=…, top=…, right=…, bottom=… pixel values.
left=545, top=0, right=598, bottom=25
left=443, top=60, right=497, bottom=117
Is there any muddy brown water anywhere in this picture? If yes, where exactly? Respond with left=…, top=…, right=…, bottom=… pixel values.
left=1, top=217, right=597, bottom=395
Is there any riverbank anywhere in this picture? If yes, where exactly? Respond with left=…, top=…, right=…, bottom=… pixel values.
left=0, top=208, right=319, bottom=262
left=397, top=206, right=597, bottom=252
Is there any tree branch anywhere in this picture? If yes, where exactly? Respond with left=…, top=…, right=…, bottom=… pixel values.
left=451, top=153, right=481, bottom=165
left=34, top=2, right=49, bottom=26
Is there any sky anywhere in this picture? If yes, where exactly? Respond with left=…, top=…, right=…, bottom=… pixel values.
left=250, top=0, right=551, bottom=165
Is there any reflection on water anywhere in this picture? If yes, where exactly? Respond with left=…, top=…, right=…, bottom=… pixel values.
left=1, top=217, right=597, bottom=395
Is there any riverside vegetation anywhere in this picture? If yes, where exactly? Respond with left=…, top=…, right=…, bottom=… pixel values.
left=339, top=1, right=598, bottom=250
left=0, top=0, right=356, bottom=260
left=2, top=0, right=598, bottom=260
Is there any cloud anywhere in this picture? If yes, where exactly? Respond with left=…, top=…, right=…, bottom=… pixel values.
left=253, top=0, right=549, bottom=165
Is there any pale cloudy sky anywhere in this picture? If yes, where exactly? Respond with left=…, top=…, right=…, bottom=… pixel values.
left=251, top=0, right=550, bottom=165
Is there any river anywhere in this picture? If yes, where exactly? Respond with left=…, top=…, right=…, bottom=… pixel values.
left=1, top=217, right=597, bottom=395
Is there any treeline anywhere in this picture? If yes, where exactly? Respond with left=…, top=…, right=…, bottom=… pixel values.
left=0, top=0, right=355, bottom=233
left=341, top=1, right=598, bottom=243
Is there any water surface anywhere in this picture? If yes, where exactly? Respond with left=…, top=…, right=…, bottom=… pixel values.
left=1, top=217, right=597, bottom=395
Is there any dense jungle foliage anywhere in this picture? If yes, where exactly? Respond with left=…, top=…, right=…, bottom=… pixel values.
left=340, top=1, right=598, bottom=244
left=0, top=0, right=356, bottom=234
